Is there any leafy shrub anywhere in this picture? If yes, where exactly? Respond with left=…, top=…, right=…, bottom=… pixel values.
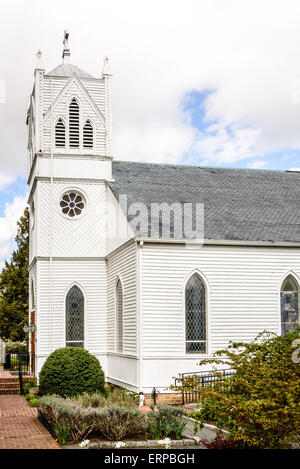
left=28, top=398, right=40, bottom=407
left=198, top=397, right=224, bottom=423
left=176, top=330, right=300, bottom=449
left=145, top=404, right=187, bottom=440
left=202, top=434, right=240, bottom=449
left=111, top=388, right=139, bottom=407
left=39, top=347, right=105, bottom=397
left=94, top=405, right=144, bottom=440
left=39, top=395, right=96, bottom=442
left=23, top=380, right=36, bottom=395
left=74, top=388, right=139, bottom=408
left=74, top=392, right=106, bottom=408
left=39, top=395, right=146, bottom=443
left=4, top=340, right=27, bottom=353
left=54, top=424, right=69, bottom=444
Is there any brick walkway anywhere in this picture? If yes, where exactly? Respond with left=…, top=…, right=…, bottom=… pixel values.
left=0, top=395, right=60, bottom=449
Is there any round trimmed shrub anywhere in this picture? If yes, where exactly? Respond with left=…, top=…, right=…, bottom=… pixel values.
left=39, top=347, right=105, bottom=397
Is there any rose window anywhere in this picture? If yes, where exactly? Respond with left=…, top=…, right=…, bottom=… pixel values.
left=60, top=192, right=85, bottom=218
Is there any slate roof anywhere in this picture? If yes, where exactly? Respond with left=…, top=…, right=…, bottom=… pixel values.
left=110, top=161, right=300, bottom=243
left=46, top=63, right=93, bottom=78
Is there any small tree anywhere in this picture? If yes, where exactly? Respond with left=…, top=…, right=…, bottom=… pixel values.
left=172, top=330, right=300, bottom=449
left=0, top=208, right=29, bottom=341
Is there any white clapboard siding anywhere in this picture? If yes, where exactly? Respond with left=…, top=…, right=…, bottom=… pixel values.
left=37, top=180, right=107, bottom=258
left=42, top=76, right=106, bottom=155
left=141, top=243, right=300, bottom=356
left=82, top=79, right=105, bottom=113
left=107, top=241, right=137, bottom=355
left=36, top=259, right=107, bottom=355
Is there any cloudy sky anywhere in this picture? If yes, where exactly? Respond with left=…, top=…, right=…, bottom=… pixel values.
left=1, top=0, right=300, bottom=267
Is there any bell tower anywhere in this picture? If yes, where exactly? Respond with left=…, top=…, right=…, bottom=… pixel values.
left=27, top=32, right=113, bottom=376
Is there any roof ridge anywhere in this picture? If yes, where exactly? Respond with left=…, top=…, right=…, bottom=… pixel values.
left=112, top=160, right=298, bottom=175
left=46, top=63, right=94, bottom=78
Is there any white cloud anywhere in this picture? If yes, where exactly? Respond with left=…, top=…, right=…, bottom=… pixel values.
left=193, top=124, right=261, bottom=165
left=247, top=160, right=267, bottom=169
left=0, top=195, right=27, bottom=262
left=0, top=173, right=14, bottom=191
left=1, top=0, right=300, bottom=174
left=114, top=123, right=196, bottom=163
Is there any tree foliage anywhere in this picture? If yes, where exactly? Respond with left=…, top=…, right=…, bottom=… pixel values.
left=172, top=330, right=300, bottom=449
left=0, top=207, right=29, bottom=341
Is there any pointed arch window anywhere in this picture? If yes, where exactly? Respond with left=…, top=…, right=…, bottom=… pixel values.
left=66, top=285, right=84, bottom=347
left=116, top=279, right=123, bottom=352
left=55, top=118, right=66, bottom=148
left=185, top=274, right=207, bottom=353
left=281, top=275, right=299, bottom=334
left=69, top=98, right=80, bottom=148
left=83, top=120, right=94, bottom=149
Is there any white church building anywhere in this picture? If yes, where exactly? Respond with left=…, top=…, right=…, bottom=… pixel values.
left=27, top=33, right=300, bottom=397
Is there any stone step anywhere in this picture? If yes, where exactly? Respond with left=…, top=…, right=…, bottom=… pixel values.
left=0, top=388, right=20, bottom=395
left=0, top=382, right=20, bottom=388
left=0, top=377, right=34, bottom=383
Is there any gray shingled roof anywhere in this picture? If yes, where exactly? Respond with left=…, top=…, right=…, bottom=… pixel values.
left=110, top=161, right=300, bottom=243
left=46, top=63, right=93, bottom=78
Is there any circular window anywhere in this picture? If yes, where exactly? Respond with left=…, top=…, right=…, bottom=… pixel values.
left=59, top=192, right=85, bottom=218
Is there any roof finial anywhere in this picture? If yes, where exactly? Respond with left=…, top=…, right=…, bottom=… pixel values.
left=36, top=49, right=44, bottom=69
left=102, top=56, right=112, bottom=77
left=62, top=30, right=70, bottom=64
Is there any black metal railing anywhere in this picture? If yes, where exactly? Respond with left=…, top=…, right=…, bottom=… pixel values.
left=175, top=368, right=235, bottom=404
left=3, top=352, right=35, bottom=394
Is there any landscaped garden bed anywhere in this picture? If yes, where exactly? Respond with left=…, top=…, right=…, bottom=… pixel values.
left=38, top=391, right=192, bottom=447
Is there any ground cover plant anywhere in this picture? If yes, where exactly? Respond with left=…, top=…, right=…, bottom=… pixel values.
left=39, top=392, right=187, bottom=444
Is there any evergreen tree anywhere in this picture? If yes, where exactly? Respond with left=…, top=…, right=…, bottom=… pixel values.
left=0, top=207, right=29, bottom=341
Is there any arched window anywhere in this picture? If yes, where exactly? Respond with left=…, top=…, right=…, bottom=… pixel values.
left=185, top=274, right=206, bottom=353
left=83, top=120, right=93, bottom=149
left=281, top=275, right=299, bottom=334
left=66, top=285, right=84, bottom=347
left=55, top=118, right=66, bottom=148
left=69, top=98, right=80, bottom=148
left=116, top=279, right=123, bottom=352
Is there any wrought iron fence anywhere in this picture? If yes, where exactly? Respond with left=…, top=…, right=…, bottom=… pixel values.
left=4, top=352, right=35, bottom=394
left=175, top=368, right=235, bottom=404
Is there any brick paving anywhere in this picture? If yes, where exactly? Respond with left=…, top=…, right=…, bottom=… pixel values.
left=0, top=395, right=60, bottom=449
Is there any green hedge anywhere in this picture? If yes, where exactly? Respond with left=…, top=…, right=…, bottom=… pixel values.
left=39, top=347, right=105, bottom=397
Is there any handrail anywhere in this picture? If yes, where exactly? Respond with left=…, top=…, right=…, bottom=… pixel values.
left=175, top=368, right=235, bottom=404
left=4, top=352, right=35, bottom=395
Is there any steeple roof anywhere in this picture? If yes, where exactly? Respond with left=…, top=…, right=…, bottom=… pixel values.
left=46, top=31, right=94, bottom=78
left=45, top=63, right=94, bottom=78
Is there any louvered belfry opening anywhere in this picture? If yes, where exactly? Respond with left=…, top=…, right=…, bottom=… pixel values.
left=69, top=98, right=80, bottom=148
left=66, top=285, right=84, bottom=347
left=116, top=279, right=123, bottom=352
left=83, top=120, right=93, bottom=149
left=185, top=274, right=206, bottom=353
left=55, top=118, right=66, bottom=147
